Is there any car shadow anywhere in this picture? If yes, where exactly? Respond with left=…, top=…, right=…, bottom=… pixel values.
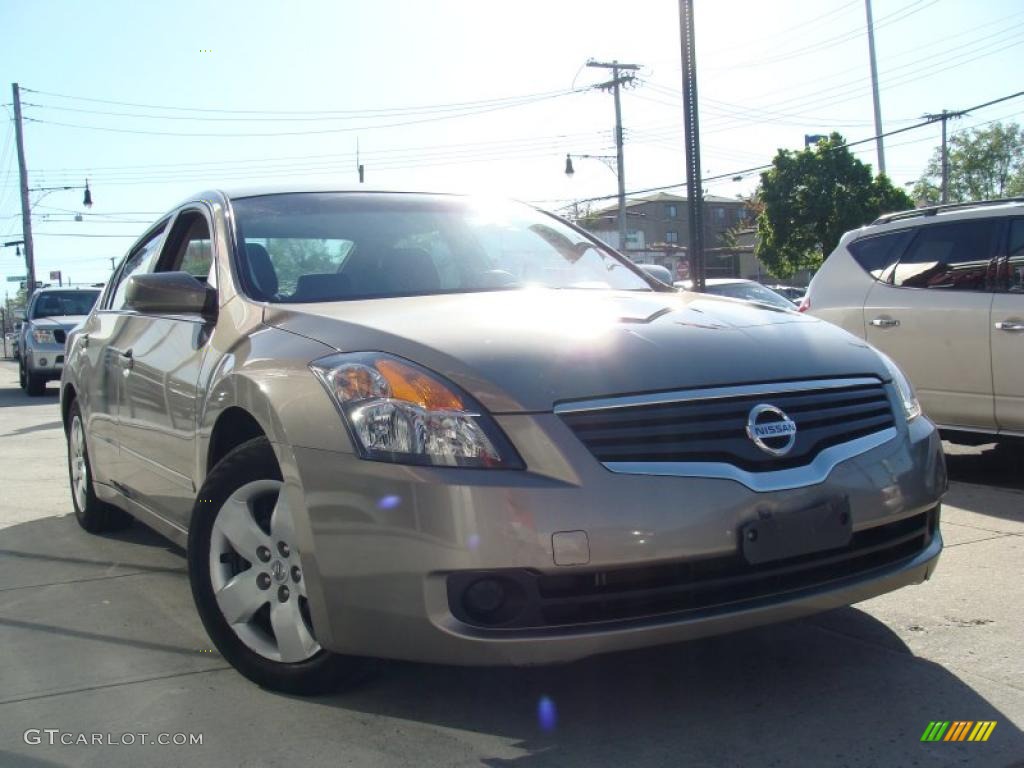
left=0, top=384, right=60, bottom=408
left=943, top=440, right=1024, bottom=493
left=302, top=610, right=1023, bottom=765
left=1, top=515, right=1020, bottom=765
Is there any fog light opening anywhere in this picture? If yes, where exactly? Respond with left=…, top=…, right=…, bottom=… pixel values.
left=456, top=574, right=530, bottom=627
left=464, top=578, right=506, bottom=620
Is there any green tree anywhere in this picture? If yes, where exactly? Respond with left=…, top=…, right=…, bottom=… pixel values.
left=265, top=238, right=349, bottom=294
left=912, top=121, right=1024, bottom=204
left=755, top=133, right=912, bottom=278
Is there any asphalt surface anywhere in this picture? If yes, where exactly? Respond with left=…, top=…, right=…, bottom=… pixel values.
left=0, top=359, right=1021, bottom=768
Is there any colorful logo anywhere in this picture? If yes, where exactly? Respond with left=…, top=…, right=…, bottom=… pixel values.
left=921, top=721, right=997, bottom=742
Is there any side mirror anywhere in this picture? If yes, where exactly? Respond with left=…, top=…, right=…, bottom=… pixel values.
left=125, top=271, right=217, bottom=317
left=638, top=263, right=674, bottom=286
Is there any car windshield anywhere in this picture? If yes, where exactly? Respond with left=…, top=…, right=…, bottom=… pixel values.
left=704, top=282, right=794, bottom=310
left=30, top=290, right=100, bottom=319
left=231, top=193, right=652, bottom=302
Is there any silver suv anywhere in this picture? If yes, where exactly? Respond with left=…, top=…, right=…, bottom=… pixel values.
left=805, top=198, right=1024, bottom=445
left=61, top=188, right=945, bottom=695
left=18, top=287, right=100, bottom=395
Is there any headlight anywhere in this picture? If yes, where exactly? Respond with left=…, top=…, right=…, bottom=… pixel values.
left=875, top=350, right=922, bottom=421
left=309, top=352, right=523, bottom=468
left=31, top=328, right=56, bottom=344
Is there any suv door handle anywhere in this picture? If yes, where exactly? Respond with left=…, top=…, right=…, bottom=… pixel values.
left=994, top=320, right=1024, bottom=331
left=870, top=317, right=900, bottom=328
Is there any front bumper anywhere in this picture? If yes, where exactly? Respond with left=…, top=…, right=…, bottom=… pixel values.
left=283, top=413, right=945, bottom=666
left=25, top=344, right=66, bottom=376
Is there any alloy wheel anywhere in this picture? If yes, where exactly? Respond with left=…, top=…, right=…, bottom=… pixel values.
left=208, top=479, right=320, bottom=663
left=69, top=416, right=89, bottom=512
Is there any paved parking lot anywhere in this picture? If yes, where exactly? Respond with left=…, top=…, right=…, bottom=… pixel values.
left=0, top=359, right=1021, bottom=767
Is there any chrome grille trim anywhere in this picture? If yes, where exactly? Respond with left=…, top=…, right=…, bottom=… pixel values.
left=604, top=427, right=899, bottom=492
left=554, top=377, right=886, bottom=415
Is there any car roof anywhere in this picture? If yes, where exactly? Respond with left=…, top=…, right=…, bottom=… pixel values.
left=189, top=185, right=482, bottom=203
left=871, top=197, right=1024, bottom=226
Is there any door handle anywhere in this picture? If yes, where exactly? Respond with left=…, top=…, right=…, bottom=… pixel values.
left=870, top=317, right=900, bottom=328
left=113, top=347, right=134, bottom=372
left=994, top=321, right=1024, bottom=331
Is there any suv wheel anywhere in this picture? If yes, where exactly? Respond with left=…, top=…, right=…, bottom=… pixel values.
left=67, top=400, right=132, bottom=533
left=26, top=369, right=47, bottom=396
left=18, top=358, right=27, bottom=391
left=188, top=436, right=375, bottom=695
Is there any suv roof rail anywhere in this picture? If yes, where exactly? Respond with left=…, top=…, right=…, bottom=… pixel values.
left=871, top=196, right=1024, bottom=225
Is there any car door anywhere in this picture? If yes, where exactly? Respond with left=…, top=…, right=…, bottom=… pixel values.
left=863, top=217, right=1000, bottom=430
left=992, top=217, right=1024, bottom=432
left=114, top=207, right=216, bottom=529
left=76, top=224, right=168, bottom=486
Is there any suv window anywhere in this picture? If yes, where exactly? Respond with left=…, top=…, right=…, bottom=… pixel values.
left=108, top=225, right=166, bottom=310
left=30, top=290, right=100, bottom=319
left=848, top=229, right=913, bottom=280
left=1000, top=218, right=1024, bottom=293
left=892, top=219, right=998, bottom=290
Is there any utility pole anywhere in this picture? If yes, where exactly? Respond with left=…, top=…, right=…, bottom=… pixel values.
left=678, top=0, right=706, bottom=291
left=864, top=0, right=886, bottom=176
left=923, top=109, right=965, bottom=203
left=586, top=59, right=639, bottom=254
left=12, top=83, right=36, bottom=299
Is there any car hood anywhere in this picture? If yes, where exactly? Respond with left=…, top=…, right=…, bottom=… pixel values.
left=29, top=315, right=88, bottom=332
left=264, top=290, right=889, bottom=413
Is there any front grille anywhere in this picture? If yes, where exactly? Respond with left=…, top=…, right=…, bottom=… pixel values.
left=53, top=329, right=66, bottom=344
left=448, top=507, right=937, bottom=630
left=559, top=379, right=896, bottom=472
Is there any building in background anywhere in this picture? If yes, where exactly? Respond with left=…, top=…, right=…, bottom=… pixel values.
left=578, top=193, right=811, bottom=287
left=579, top=192, right=750, bottom=279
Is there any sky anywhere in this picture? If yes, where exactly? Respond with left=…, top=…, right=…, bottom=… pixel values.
left=1, top=0, right=1022, bottom=288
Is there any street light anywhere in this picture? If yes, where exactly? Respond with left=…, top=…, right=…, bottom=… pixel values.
left=29, top=180, right=94, bottom=210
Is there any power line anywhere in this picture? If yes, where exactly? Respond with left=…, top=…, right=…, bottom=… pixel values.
left=641, top=15, right=1024, bottom=134
left=32, top=232, right=137, bottom=238
left=21, top=90, right=586, bottom=138
left=555, top=89, right=1024, bottom=207
left=640, top=23, right=1024, bottom=135
left=20, top=85, right=583, bottom=117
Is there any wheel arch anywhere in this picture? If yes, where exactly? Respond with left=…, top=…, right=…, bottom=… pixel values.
left=196, top=364, right=354, bottom=488
left=61, top=381, right=78, bottom=433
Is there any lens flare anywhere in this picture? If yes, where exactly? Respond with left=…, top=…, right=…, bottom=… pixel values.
left=537, top=695, right=557, bottom=732
left=376, top=494, right=402, bottom=510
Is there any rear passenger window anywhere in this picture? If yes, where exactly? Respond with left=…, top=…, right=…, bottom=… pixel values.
left=1001, top=219, right=1024, bottom=293
left=848, top=230, right=913, bottom=280
left=893, top=220, right=998, bottom=290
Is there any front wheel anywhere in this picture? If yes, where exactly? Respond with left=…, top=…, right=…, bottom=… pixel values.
left=188, top=436, right=375, bottom=695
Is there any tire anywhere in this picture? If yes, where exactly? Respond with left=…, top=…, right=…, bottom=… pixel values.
left=188, top=436, right=375, bottom=695
left=26, top=369, right=48, bottom=396
left=66, top=399, right=133, bottom=533
left=18, top=358, right=27, bottom=391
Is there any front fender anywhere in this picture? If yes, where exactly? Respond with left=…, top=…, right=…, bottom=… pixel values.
left=196, top=324, right=357, bottom=488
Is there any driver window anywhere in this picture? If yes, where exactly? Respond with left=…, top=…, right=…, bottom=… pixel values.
left=108, top=225, right=166, bottom=311
left=159, top=211, right=213, bottom=282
